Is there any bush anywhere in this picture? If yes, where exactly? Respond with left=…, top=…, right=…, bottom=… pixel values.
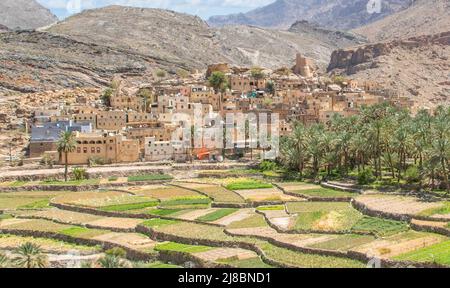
left=404, top=166, right=420, bottom=184
left=72, top=167, right=88, bottom=181
left=259, top=160, right=277, bottom=172
left=40, top=154, right=55, bottom=168
left=105, top=247, right=127, bottom=258
left=357, top=169, right=375, bottom=185
left=88, top=156, right=105, bottom=167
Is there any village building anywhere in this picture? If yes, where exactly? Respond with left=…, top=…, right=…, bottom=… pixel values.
left=61, top=132, right=139, bottom=165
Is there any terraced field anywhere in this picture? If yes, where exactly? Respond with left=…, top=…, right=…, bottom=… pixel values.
left=0, top=177, right=449, bottom=268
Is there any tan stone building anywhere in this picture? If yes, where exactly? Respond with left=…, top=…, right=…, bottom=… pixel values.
left=96, top=111, right=127, bottom=131
left=62, top=132, right=139, bottom=165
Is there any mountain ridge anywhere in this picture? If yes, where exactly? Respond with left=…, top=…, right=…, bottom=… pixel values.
left=0, top=0, right=58, bottom=30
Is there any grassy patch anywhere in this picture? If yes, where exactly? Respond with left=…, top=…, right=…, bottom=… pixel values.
left=127, top=174, right=173, bottom=182
left=159, top=196, right=211, bottom=209
left=155, top=242, right=212, bottom=253
left=394, top=240, right=450, bottom=265
left=100, top=201, right=159, bottom=212
left=8, top=181, right=27, bottom=187
left=217, top=256, right=272, bottom=268
left=18, top=199, right=50, bottom=209
left=351, top=216, right=409, bottom=237
left=308, top=234, right=375, bottom=251
left=291, top=188, right=357, bottom=198
left=196, top=209, right=238, bottom=222
left=139, top=261, right=181, bottom=268
left=108, top=176, right=118, bottom=182
left=419, top=202, right=450, bottom=217
left=40, top=179, right=100, bottom=186
left=146, top=209, right=184, bottom=216
left=141, top=218, right=179, bottom=228
left=195, top=186, right=245, bottom=204
left=256, top=205, right=285, bottom=211
left=288, top=202, right=363, bottom=232
left=227, top=214, right=268, bottom=229
left=59, top=226, right=106, bottom=238
left=225, top=179, right=273, bottom=190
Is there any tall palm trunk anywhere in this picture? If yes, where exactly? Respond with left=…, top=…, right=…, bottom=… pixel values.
left=64, top=152, right=68, bottom=182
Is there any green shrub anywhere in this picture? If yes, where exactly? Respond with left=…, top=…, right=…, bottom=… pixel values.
left=40, top=154, right=55, bottom=168
left=127, top=174, right=173, bottom=182
left=357, top=169, right=375, bottom=185
left=105, top=247, right=127, bottom=258
left=108, top=176, right=118, bottom=182
left=405, top=166, right=420, bottom=184
left=88, top=156, right=105, bottom=167
left=259, top=160, right=277, bottom=172
left=72, top=167, right=88, bottom=181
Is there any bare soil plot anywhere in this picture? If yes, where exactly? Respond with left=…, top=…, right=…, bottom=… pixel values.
left=258, top=209, right=296, bottom=230
left=276, top=182, right=358, bottom=198
left=212, top=209, right=255, bottom=226
left=234, top=187, right=302, bottom=202
left=128, top=185, right=200, bottom=200
left=351, top=231, right=447, bottom=259
left=92, top=232, right=157, bottom=252
left=0, top=234, right=100, bottom=254
left=355, top=194, right=445, bottom=218
left=411, top=219, right=450, bottom=229
left=52, top=191, right=131, bottom=206
left=0, top=191, right=65, bottom=210
left=286, top=202, right=363, bottom=232
left=178, top=182, right=246, bottom=204
left=0, top=218, right=70, bottom=232
left=171, top=208, right=220, bottom=221
left=194, top=247, right=257, bottom=262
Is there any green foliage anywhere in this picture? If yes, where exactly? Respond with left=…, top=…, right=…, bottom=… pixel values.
left=142, top=218, right=178, bottom=228
left=256, top=205, right=285, bottom=211
left=259, top=160, right=278, bottom=172
left=40, top=154, right=55, bottom=168
left=105, top=247, right=127, bottom=258
left=225, top=179, right=273, bottom=190
left=100, top=201, right=159, bottom=212
left=13, top=242, right=48, bottom=268
left=196, top=208, right=238, bottom=222
left=72, top=167, right=88, bottom=181
left=156, top=69, right=167, bottom=78
left=394, top=240, right=450, bottom=265
left=88, top=156, right=105, bottom=167
left=101, top=88, right=113, bottom=106
left=155, top=242, right=212, bottom=253
left=127, top=174, right=173, bottom=182
left=405, top=166, right=420, bottom=184
left=357, top=168, right=375, bottom=185
left=250, top=67, right=265, bottom=80
left=351, top=216, right=409, bottom=237
left=208, top=71, right=228, bottom=92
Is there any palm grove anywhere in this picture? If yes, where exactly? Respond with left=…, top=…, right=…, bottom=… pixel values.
left=279, top=103, right=450, bottom=193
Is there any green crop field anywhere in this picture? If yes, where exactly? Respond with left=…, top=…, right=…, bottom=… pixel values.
left=394, top=240, right=450, bottom=266
left=196, top=208, right=238, bottom=222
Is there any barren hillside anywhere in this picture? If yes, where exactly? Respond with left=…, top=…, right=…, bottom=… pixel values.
left=0, top=0, right=58, bottom=30
left=353, top=0, right=450, bottom=42
left=328, top=32, right=450, bottom=108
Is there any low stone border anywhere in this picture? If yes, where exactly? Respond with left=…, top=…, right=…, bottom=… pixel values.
left=50, top=202, right=226, bottom=228
left=14, top=215, right=136, bottom=233
left=0, top=228, right=156, bottom=262
left=135, top=224, right=291, bottom=268
left=410, top=222, right=450, bottom=237
left=254, top=209, right=375, bottom=237
left=272, top=183, right=354, bottom=202
left=351, top=199, right=449, bottom=223
left=0, top=180, right=172, bottom=192
left=157, top=250, right=232, bottom=268
left=321, top=182, right=363, bottom=193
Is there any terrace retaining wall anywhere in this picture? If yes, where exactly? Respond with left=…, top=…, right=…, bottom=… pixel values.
left=0, top=228, right=156, bottom=262
left=409, top=222, right=450, bottom=237
left=273, top=182, right=354, bottom=202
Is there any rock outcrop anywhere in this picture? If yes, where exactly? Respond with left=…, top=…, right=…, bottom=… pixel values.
left=353, top=0, right=450, bottom=42
left=327, top=32, right=450, bottom=108
left=0, top=0, right=58, bottom=30
left=208, top=0, right=414, bottom=30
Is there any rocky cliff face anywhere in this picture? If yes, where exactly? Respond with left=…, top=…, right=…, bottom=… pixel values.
left=208, top=0, right=413, bottom=30
left=352, top=0, right=450, bottom=42
left=328, top=32, right=450, bottom=107
left=0, top=0, right=58, bottom=30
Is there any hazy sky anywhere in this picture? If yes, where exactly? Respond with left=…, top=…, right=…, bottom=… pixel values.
left=36, top=0, right=274, bottom=19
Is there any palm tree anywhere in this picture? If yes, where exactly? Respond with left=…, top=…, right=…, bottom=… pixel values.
left=13, top=242, right=48, bottom=268
left=0, top=253, right=11, bottom=268
left=57, top=131, right=77, bottom=182
left=97, top=255, right=128, bottom=268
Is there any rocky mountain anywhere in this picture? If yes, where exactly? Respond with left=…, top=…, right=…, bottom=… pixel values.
left=0, top=31, right=158, bottom=93
left=0, top=6, right=364, bottom=94
left=0, top=0, right=58, bottom=30
left=208, top=0, right=414, bottom=30
left=328, top=32, right=450, bottom=108
left=352, top=0, right=450, bottom=42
